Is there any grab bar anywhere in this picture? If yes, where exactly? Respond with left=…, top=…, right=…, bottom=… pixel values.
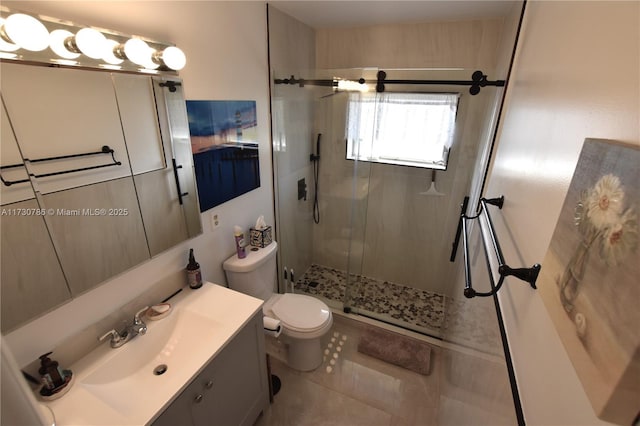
left=451, top=195, right=540, bottom=299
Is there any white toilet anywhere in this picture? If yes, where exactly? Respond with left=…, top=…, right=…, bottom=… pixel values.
left=222, top=242, right=333, bottom=371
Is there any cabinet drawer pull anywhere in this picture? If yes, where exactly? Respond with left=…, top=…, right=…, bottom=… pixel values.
left=194, top=394, right=203, bottom=403
left=205, top=380, right=213, bottom=389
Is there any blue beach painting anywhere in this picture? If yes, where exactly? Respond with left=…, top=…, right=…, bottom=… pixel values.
left=186, top=100, right=260, bottom=212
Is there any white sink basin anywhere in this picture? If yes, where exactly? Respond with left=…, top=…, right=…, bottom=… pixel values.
left=44, top=283, right=264, bottom=425
left=80, top=308, right=219, bottom=415
left=82, top=309, right=218, bottom=385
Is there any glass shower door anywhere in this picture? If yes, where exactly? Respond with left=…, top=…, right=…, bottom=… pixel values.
left=340, top=68, right=504, bottom=340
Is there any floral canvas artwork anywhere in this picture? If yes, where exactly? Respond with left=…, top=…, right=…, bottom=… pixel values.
left=538, top=139, right=639, bottom=425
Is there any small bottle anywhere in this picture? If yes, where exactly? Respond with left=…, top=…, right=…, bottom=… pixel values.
left=234, top=226, right=246, bottom=259
left=186, top=248, right=202, bottom=289
left=38, top=352, right=65, bottom=390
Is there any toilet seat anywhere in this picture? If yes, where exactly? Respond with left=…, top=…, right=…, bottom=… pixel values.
left=271, top=293, right=331, bottom=333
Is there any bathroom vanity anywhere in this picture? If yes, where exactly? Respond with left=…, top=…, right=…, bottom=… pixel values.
left=43, top=283, right=269, bottom=426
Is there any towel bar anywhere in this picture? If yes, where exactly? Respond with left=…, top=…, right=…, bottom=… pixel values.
left=451, top=195, right=540, bottom=298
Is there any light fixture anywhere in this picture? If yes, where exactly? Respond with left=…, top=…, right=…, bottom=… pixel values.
left=49, top=29, right=80, bottom=59
left=0, top=18, right=18, bottom=51
left=0, top=6, right=186, bottom=74
left=1, top=13, right=49, bottom=51
left=152, top=46, right=186, bottom=71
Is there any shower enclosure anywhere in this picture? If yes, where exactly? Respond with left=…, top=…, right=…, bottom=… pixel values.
left=271, top=67, right=505, bottom=341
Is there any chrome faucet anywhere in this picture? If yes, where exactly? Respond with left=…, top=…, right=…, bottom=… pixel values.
left=99, top=306, right=149, bottom=348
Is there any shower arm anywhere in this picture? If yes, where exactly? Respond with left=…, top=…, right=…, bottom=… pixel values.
left=453, top=196, right=541, bottom=299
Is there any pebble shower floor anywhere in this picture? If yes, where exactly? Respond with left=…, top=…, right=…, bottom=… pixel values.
left=295, top=264, right=502, bottom=355
left=295, top=264, right=446, bottom=335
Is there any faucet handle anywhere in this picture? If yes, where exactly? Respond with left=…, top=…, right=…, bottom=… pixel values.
left=134, top=306, right=149, bottom=323
left=99, top=329, right=122, bottom=344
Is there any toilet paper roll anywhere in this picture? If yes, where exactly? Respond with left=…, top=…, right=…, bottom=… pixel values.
left=263, top=316, right=282, bottom=338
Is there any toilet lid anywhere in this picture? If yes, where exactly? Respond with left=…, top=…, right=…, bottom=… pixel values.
left=271, top=293, right=331, bottom=332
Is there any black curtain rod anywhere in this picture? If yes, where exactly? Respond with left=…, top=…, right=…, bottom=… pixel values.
left=274, top=70, right=505, bottom=95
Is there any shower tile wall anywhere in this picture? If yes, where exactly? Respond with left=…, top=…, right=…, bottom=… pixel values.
left=311, top=78, right=496, bottom=297
left=309, top=19, right=505, bottom=297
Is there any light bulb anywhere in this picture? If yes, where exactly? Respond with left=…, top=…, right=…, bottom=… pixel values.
left=102, top=39, right=123, bottom=65
left=162, top=46, right=186, bottom=70
left=0, top=18, right=19, bottom=52
left=143, top=48, right=160, bottom=70
left=124, top=38, right=152, bottom=66
left=49, top=29, right=80, bottom=59
left=75, top=28, right=106, bottom=59
left=2, top=13, right=49, bottom=51
left=337, top=79, right=369, bottom=92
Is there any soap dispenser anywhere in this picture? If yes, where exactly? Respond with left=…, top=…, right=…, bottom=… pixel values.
left=186, top=248, right=203, bottom=289
left=38, top=352, right=65, bottom=390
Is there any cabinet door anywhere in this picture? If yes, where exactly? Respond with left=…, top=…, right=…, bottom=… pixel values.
left=134, top=169, right=188, bottom=256
left=191, top=314, right=268, bottom=426
left=41, top=177, right=150, bottom=295
left=1, top=101, right=71, bottom=332
left=151, top=389, right=192, bottom=426
left=1, top=199, right=71, bottom=332
left=1, top=101, right=32, bottom=204
left=112, top=74, right=166, bottom=175
left=0, top=63, right=132, bottom=194
left=153, top=79, right=202, bottom=238
left=152, top=313, right=268, bottom=426
left=114, top=73, right=190, bottom=257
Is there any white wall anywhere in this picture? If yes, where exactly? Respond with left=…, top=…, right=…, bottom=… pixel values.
left=3, top=1, right=273, bottom=367
left=485, top=1, right=639, bottom=424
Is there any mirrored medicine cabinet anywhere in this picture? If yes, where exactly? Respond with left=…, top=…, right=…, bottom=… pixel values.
left=0, top=62, right=202, bottom=332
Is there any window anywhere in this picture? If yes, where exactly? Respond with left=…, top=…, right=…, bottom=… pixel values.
left=346, top=92, right=459, bottom=169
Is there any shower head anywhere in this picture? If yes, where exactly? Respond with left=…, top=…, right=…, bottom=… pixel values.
left=316, top=133, right=322, bottom=159
left=310, top=133, right=321, bottom=162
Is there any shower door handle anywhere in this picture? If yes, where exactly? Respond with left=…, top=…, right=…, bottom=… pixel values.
left=450, top=196, right=469, bottom=262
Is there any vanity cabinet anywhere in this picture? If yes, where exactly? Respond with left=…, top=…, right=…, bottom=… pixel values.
left=1, top=63, right=133, bottom=194
left=152, top=312, right=269, bottom=426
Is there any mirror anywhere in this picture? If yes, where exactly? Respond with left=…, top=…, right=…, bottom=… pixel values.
left=0, top=62, right=202, bottom=332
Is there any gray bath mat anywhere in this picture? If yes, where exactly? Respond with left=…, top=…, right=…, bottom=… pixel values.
left=357, top=326, right=432, bottom=375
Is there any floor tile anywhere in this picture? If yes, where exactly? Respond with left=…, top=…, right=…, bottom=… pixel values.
left=257, top=315, right=439, bottom=426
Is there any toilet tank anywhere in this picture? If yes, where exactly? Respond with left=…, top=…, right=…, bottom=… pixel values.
left=222, top=242, right=278, bottom=301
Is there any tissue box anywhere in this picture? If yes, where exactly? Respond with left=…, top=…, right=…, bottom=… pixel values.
left=250, top=226, right=272, bottom=248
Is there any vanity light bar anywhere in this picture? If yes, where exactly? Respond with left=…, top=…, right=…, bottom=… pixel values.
left=0, top=7, right=186, bottom=73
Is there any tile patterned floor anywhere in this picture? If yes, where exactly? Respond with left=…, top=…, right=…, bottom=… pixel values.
left=256, top=314, right=517, bottom=426
left=295, top=264, right=446, bottom=336
left=257, top=315, right=440, bottom=426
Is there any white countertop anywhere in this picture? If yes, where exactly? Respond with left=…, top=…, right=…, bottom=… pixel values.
left=43, top=283, right=263, bottom=425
